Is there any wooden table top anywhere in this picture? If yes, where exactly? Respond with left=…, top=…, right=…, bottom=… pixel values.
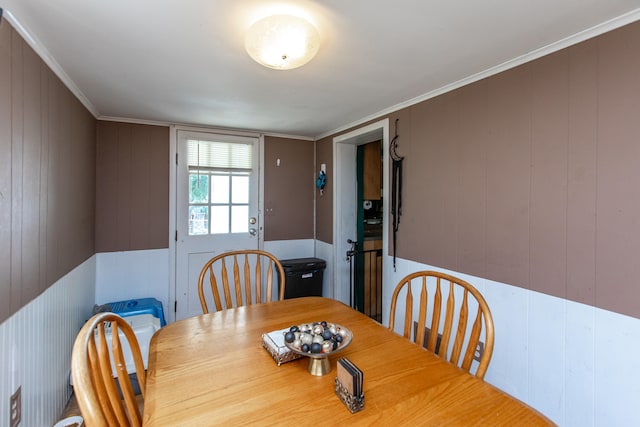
left=143, top=297, right=554, bottom=426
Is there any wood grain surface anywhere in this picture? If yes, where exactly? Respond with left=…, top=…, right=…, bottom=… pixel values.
left=143, top=297, right=554, bottom=426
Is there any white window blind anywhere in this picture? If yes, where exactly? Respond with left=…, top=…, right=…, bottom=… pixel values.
left=187, top=139, right=253, bottom=170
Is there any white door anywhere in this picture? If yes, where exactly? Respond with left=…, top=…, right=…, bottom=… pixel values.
left=175, top=130, right=261, bottom=320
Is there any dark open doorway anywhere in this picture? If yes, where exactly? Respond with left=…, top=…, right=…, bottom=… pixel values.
left=351, top=140, right=383, bottom=322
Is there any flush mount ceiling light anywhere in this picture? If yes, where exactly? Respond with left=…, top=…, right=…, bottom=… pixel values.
left=245, top=14, right=320, bottom=70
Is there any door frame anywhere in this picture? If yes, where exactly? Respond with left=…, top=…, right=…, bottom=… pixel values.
left=332, top=118, right=389, bottom=307
left=168, top=124, right=265, bottom=323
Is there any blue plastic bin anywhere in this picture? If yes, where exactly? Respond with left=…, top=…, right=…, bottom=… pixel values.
left=107, top=297, right=166, bottom=326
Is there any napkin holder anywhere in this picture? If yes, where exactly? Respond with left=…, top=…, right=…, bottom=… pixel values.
left=334, top=358, right=364, bottom=413
left=261, top=328, right=303, bottom=366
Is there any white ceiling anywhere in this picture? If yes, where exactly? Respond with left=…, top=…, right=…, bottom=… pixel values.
left=2, top=1, right=640, bottom=138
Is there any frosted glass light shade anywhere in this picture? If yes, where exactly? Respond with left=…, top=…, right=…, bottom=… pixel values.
left=245, top=15, right=320, bottom=70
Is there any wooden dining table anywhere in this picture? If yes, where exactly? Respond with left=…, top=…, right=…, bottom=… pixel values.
left=143, top=297, right=554, bottom=426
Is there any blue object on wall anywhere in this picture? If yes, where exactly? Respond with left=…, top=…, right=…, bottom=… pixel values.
left=316, top=170, right=326, bottom=194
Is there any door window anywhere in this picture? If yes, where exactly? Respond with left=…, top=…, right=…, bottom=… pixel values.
left=186, top=139, right=253, bottom=236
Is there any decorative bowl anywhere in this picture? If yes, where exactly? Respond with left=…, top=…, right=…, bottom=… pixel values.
left=283, top=321, right=353, bottom=376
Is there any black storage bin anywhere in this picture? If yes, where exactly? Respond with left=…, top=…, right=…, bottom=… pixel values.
left=279, top=257, right=326, bottom=299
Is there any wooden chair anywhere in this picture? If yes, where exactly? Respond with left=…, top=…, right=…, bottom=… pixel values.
left=71, top=312, right=146, bottom=427
left=388, top=271, right=495, bottom=379
left=197, top=249, right=286, bottom=314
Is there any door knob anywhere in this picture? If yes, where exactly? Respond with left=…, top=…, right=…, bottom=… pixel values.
left=249, top=228, right=257, bottom=236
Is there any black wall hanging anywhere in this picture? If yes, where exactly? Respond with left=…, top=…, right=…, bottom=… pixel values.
left=390, top=119, right=404, bottom=271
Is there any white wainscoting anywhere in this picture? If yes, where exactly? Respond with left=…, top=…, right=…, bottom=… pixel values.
left=264, top=239, right=315, bottom=260
left=314, top=240, right=334, bottom=298
left=383, top=257, right=640, bottom=427
left=95, top=249, right=170, bottom=320
left=0, top=256, right=96, bottom=427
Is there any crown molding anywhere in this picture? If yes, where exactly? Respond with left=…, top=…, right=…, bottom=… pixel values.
left=100, top=116, right=313, bottom=140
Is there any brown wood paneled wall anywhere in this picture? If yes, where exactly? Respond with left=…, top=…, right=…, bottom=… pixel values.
left=264, top=136, right=314, bottom=241
left=393, top=22, right=640, bottom=319
left=95, top=121, right=169, bottom=252
left=0, top=20, right=96, bottom=324
left=315, top=135, right=333, bottom=244
left=318, top=20, right=640, bottom=319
